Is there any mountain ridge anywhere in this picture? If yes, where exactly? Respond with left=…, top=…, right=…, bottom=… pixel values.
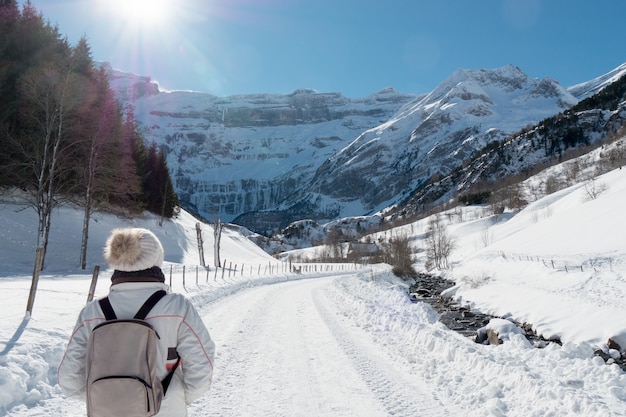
left=296, top=64, right=579, bottom=218
left=106, top=62, right=626, bottom=233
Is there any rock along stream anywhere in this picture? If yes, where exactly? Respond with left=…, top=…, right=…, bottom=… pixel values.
left=407, top=273, right=626, bottom=371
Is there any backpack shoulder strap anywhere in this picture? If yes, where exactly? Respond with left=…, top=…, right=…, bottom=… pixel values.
left=135, top=290, right=177, bottom=394
left=134, top=290, right=167, bottom=320
left=98, top=297, right=117, bottom=320
left=162, top=355, right=180, bottom=394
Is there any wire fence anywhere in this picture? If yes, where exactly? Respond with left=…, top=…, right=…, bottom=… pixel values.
left=498, top=251, right=617, bottom=274
left=161, top=260, right=361, bottom=289
left=82, top=260, right=364, bottom=303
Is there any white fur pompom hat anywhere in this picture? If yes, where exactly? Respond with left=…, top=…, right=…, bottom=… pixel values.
left=104, top=228, right=164, bottom=272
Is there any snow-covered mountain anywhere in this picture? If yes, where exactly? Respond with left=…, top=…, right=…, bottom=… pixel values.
left=106, top=63, right=625, bottom=232
left=298, top=66, right=577, bottom=216
left=107, top=67, right=415, bottom=231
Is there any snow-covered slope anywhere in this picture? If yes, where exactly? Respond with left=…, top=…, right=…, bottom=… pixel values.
left=567, top=62, right=626, bottom=99
left=0, top=192, right=274, bottom=277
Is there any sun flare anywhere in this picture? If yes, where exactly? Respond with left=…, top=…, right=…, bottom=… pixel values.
left=108, top=0, right=171, bottom=26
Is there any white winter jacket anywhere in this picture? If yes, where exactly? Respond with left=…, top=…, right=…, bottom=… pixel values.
left=58, top=281, right=215, bottom=416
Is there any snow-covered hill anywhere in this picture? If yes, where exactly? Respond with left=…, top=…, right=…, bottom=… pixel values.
left=0, top=192, right=275, bottom=277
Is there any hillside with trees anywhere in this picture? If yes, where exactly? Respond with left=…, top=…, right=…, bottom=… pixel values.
left=386, top=73, right=626, bottom=226
left=0, top=0, right=179, bottom=268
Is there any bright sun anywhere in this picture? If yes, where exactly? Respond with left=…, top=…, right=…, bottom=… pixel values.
left=108, top=0, right=171, bottom=26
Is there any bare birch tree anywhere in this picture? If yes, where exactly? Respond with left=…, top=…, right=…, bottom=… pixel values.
left=425, top=214, right=456, bottom=270
left=17, top=60, right=84, bottom=268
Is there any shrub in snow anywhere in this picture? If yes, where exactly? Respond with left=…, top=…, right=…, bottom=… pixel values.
left=382, top=235, right=417, bottom=279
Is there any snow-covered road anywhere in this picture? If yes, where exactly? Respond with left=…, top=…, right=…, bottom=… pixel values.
left=4, top=269, right=625, bottom=417
left=190, top=275, right=455, bottom=417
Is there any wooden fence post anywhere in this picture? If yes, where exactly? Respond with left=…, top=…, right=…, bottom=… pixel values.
left=196, top=223, right=205, bottom=266
left=26, top=247, right=45, bottom=316
left=86, top=265, right=100, bottom=304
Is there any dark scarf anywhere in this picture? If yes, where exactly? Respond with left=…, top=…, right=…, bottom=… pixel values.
left=111, top=266, right=165, bottom=285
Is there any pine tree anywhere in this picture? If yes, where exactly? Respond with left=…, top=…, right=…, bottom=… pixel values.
left=72, top=35, right=93, bottom=76
left=157, top=149, right=179, bottom=219
left=78, top=66, right=123, bottom=268
left=110, top=107, right=143, bottom=211
left=143, top=141, right=160, bottom=213
left=143, top=142, right=179, bottom=219
left=0, top=0, right=20, bottom=124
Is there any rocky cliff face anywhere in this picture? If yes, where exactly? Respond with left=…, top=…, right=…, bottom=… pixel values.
left=107, top=64, right=593, bottom=232
left=110, top=71, right=416, bottom=230
left=102, top=63, right=159, bottom=102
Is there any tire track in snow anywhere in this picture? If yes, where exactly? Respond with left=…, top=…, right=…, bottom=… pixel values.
left=190, top=285, right=288, bottom=416
left=311, top=281, right=454, bottom=417
left=191, top=278, right=385, bottom=416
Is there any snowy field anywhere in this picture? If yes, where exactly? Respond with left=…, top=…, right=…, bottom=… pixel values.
left=1, top=164, right=626, bottom=416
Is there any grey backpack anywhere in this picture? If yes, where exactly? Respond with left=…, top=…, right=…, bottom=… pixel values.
left=86, top=290, right=179, bottom=417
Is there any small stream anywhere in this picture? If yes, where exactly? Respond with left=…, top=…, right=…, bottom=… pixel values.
left=408, top=273, right=625, bottom=371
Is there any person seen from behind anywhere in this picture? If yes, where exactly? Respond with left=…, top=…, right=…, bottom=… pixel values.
left=58, top=227, right=215, bottom=416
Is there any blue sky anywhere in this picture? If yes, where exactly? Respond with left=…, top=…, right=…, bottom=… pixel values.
left=24, top=0, right=626, bottom=97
